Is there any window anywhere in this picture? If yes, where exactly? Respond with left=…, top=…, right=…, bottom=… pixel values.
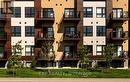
left=96, top=45, right=105, bottom=55
left=43, top=27, right=54, bottom=38
left=84, top=26, right=93, bottom=36
left=96, top=26, right=105, bottom=36
left=25, top=26, right=34, bottom=36
left=112, top=8, right=123, bottom=18
left=0, top=8, right=5, bottom=18
left=113, top=27, right=123, bottom=38
left=0, top=28, right=5, bottom=38
left=64, top=8, right=75, bottom=18
left=64, top=46, right=74, bottom=58
left=25, top=7, right=35, bottom=17
left=84, top=7, right=93, bottom=17
left=25, top=46, right=34, bottom=56
left=43, top=8, right=54, bottom=18
left=12, top=7, right=21, bottom=17
left=96, top=7, right=105, bottom=18
left=12, top=26, right=21, bottom=36
left=65, top=27, right=76, bottom=34
left=115, top=45, right=123, bottom=57
left=0, top=47, right=4, bottom=58
left=64, top=27, right=78, bottom=38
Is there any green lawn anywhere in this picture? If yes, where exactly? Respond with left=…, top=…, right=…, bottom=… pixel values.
left=0, top=68, right=130, bottom=78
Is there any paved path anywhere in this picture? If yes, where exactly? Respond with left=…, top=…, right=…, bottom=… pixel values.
left=0, top=78, right=130, bottom=82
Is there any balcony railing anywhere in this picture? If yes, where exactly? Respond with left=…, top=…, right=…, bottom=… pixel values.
left=36, top=50, right=55, bottom=60
left=36, top=31, right=54, bottom=41
left=36, top=11, right=54, bottom=21
left=63, top=52, right=79, bottom=60
left=111, top=31, right=128, bottom=40
left=63, top=11, right=80, bottom=21
left=111, top=11, right=128, bottom=20
left=114, top=51, right=128, bottom=58
left=63, top=31, right=80, bottom=40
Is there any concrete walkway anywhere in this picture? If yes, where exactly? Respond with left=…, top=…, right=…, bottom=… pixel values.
left=0, top=78, right=130, bottom=82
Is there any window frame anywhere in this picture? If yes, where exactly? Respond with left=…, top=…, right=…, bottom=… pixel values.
left=25, top=26, right=35, bottom=37
left=12, top=7, right=21, bottom=18
left=12, top=26, right=21, bottom=37
left=84, top=26, right=93, bottom=36
left=96, top=45, right=105, bottom=55
left=83, top=7, right=93, bottom=18
left=25, top=45, right=34, bottom=56
left=25, top=7, right=35, bottom=18
left=96, top=7, right=106, bottom=18
left=42, top=8, right=54, bottom=18
left=96, top=26, right=106, bottom=36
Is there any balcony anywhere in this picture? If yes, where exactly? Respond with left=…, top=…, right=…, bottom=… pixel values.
left=111, top=31, right=128, bottom=40
left=35, top=50, right=55, bottom=61
left=62, top=52, right=79, bottom=60
left=114, top=51, right=128, bottom=59
left=36, top=11, right=54, bottom=22
left=63, top=11, right=81, bottom=22
left=0, top=33, right=7, bottom=41
left=63, top=31, right=80, bottom=41
left=36, top=31, right=54, bottom=41
left=110, top=11, right=128, bottom=21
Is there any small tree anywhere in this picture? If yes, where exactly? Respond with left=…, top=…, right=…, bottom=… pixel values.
left=30, top=57, right=37, bottom=69
left=104, top=43, right=116, bottom=68
left=7, top=40, right=23, bottom=76
left=79, top=46, right=90, bottom=69
left=41, top=41, right=55, bottom=61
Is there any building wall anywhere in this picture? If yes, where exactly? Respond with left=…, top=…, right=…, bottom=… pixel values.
left=83, top=1, right=106, bottom=55
left=41, top=0, right=75, bottom=60
left=11, top=1, right=35, bottom=56
left=112, top=0, right=128, bottom=51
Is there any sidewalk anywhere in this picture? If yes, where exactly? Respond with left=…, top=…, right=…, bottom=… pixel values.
left=0, top=78, right=130, bottom=82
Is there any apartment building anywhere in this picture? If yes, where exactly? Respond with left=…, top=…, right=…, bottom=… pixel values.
left=0, top=0, right=129, bottom=68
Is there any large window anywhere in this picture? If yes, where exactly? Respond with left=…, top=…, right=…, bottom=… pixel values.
left=64, top=45, right=74, bottom=58
left=64, top=8, right=75, bottom=18
left=43, top=27, right=54, bottom=38
left=12, top=26, right=21, bottom=36
left=25, top=7, right=35, bottom=17
left=96, top=26, right=105, bottom=36
left=64, top=27, right=79, bottom=38
left=0, top=8, right=5, bottom=18
left=113, top=27, right=123, bottom=38
left=115, top=45, right=123, bottom=57
left=12, top=7, right=21, bottom=17
left=84, top=7, right=93, bottom=17
left=25, top=46, right=34, bottom=56
left=0, top=47, right=4, bottom=58
left=84, top=26, right=93, bottom=36
left=96, top=45, right=105, bottom=55
left=112, top=8, right=123, bottom=18
left=42, top=8, right=54, bottom=18
left=25, top=26, right=34, bottom=37
left=96, top=7, right=105, bottom=18
left=0, top=28, right=5, bottom=38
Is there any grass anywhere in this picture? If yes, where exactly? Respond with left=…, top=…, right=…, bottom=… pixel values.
left=0, top=68, right=130, bottom=78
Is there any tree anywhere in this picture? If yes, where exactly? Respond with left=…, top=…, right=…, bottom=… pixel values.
left=30, top=57, right=37, bottom=69
left=79, top=46, right=90, bottom=68
left=7, top=40, right=23, bottom=76
left=104, top=43, right=116, bottom=68
left=41, top=41, right=55, bottom=61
